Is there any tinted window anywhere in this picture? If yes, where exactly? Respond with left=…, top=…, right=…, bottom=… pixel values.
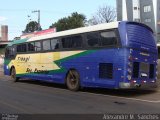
left=73, top=36, right=82, bottom=48
left=35, top=42, right=41, bottom=51
left=28, top=42, right=35, bottom=52
left=43, top=40, right=51, bottom=51
left=62, top=36, right=82, bottom=48
left=100, top=31, right=117, bottom=46
left=11, top=46, right=16, bottom=56
left=5, top=46, right=16, bottom=58
left=51, top=39, right=59, bottom=50
left=87, top=32, right=100, bottom=47
left=17, top=44, right=27, bottom=52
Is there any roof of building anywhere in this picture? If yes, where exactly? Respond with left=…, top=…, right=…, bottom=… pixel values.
left=0, top=41, right=11, bottom=46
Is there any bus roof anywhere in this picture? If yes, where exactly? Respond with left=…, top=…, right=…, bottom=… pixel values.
left=27, top=21, right=119, bottom=42
left=9, top=21, right=154, bottom=46
left=8, top=21, right=119, bottom=46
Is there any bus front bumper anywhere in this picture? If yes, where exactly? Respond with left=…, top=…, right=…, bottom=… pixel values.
left=119, top=82, right=158, bottom=89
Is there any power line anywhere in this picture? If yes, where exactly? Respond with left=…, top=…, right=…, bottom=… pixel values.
left=0, top=9, right=70, bottom=14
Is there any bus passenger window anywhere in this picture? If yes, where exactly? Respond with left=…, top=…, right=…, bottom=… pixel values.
left=5, top=48, right=9, bottom=58
left=17, top=44, right=27, bottom=52
left=35, top=42, right=41, bottom=51
left=61, top=36, right=82, bottom=49
left=62, top=37, right=72, bottom=48
left=72, top=36, right=82, bottom=48
left=5, top=46, right=16, bottom=58
left=28, top=42, right=35, bottom=52
left=51, top=39, right=59, bottom=50
left=43, top=40, right=51, bottom=51
left=87, top=32, right=100, bottom=47
left=100, top=31, right=117, bottom=46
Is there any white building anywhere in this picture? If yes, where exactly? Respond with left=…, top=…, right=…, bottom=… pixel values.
left=117, top=0, right=160, bottom=42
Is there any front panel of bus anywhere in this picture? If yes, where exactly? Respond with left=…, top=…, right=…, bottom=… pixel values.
left=118, top=22, right=158, bottom=89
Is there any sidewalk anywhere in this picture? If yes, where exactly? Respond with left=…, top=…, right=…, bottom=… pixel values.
left=0, top=65, right=4, bottom=76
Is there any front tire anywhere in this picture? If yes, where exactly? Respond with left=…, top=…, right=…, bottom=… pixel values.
left=11, top=68, right=19, bottom=82
left=66, top=70, right=80, bottom=91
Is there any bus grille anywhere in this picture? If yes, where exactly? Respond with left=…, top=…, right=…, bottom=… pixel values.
left=99, top=63, right=113, bottom=79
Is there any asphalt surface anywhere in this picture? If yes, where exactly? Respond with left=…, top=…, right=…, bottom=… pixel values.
left=0, top=69, right=160, bottom=114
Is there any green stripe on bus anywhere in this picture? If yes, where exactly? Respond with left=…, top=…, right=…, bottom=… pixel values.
left=4, top=59, right=11, bottom=65
left=54, top=50, right=96, bottom=65
left=16, top=50, right=97, bottom=76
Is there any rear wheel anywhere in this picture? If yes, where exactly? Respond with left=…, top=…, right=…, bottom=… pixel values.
left=11, top=68, right=19, bottom=82
left=66, top=70, right=80, bottom=91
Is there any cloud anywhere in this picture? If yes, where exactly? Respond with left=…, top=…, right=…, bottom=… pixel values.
left=0, top=16, right=7, bottom=21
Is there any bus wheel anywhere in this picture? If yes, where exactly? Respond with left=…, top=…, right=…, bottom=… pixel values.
left=66, top=70, right=80, bottom=91
left=11, top=68, right=19, bottom=82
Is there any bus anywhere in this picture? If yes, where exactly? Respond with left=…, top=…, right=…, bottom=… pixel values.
left=4, top=21, right=158, bottom=91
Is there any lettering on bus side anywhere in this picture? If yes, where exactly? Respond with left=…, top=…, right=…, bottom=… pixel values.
left=26, top=68, right=49, bottom=74
left=34, top=68, right=49, bottom=74
left=26, top=68, right=33, bottom=73
left=17, top=56, right=30, bottom=62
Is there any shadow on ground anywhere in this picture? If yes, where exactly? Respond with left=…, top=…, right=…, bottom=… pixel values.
left=18, top=79, right=158, bottom=98
left=1, top=61, right=160, bottom=98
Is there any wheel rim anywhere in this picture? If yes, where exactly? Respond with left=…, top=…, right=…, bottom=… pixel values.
left=67, top=70, right=79, bottom=89
left=69, top=74, right=78, bottom=87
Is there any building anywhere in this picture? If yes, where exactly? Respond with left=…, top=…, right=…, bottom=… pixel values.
left=0, top=25, right=8, bottom=41
left=116, top=0, right=160, bottom=42
left=0, top=25, right=10, bottom=66
left=0, top=25, right=9, bottom=51
left=20, top=28, right=56, bottom=39
left=0, top=25, right=9, bottom=48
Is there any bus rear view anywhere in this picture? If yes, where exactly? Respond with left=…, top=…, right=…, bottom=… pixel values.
left=118, top=22, right=158, bottom=89
left=3, top=21, right=158, bottom=91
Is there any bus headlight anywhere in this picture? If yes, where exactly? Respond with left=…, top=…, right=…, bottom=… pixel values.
left=128, top=62, right=132, bottom=67
left=127, top=75, right=132, bottom=80
left=156, top=71, right=158, bottom=76
left=156, top=60, right=159, bottom=64
left=128, top=56, right=133, bottom=61
left=127, top=68, right=132, bottom=74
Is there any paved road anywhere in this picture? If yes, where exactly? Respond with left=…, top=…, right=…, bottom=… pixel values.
left=0, top=71, right=160, bottom=114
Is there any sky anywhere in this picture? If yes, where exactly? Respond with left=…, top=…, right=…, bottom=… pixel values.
left=0, top=0, right=116, bottom=40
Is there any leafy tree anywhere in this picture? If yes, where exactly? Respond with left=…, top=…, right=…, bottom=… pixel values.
left=50, top=12, right=86, bottom=31
left=88, top=5, right=116, bottom=25
left=23, top=21, right=42, bottom=33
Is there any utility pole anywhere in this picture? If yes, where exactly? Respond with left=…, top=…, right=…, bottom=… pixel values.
left=32, top=10, right=41, bottom=30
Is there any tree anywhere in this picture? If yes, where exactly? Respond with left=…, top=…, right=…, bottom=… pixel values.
left=88, top=5, right=116, bottom=25
left=50, top=12, right=86, bottom=32
left=23, top=21, right=42, bottom=33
